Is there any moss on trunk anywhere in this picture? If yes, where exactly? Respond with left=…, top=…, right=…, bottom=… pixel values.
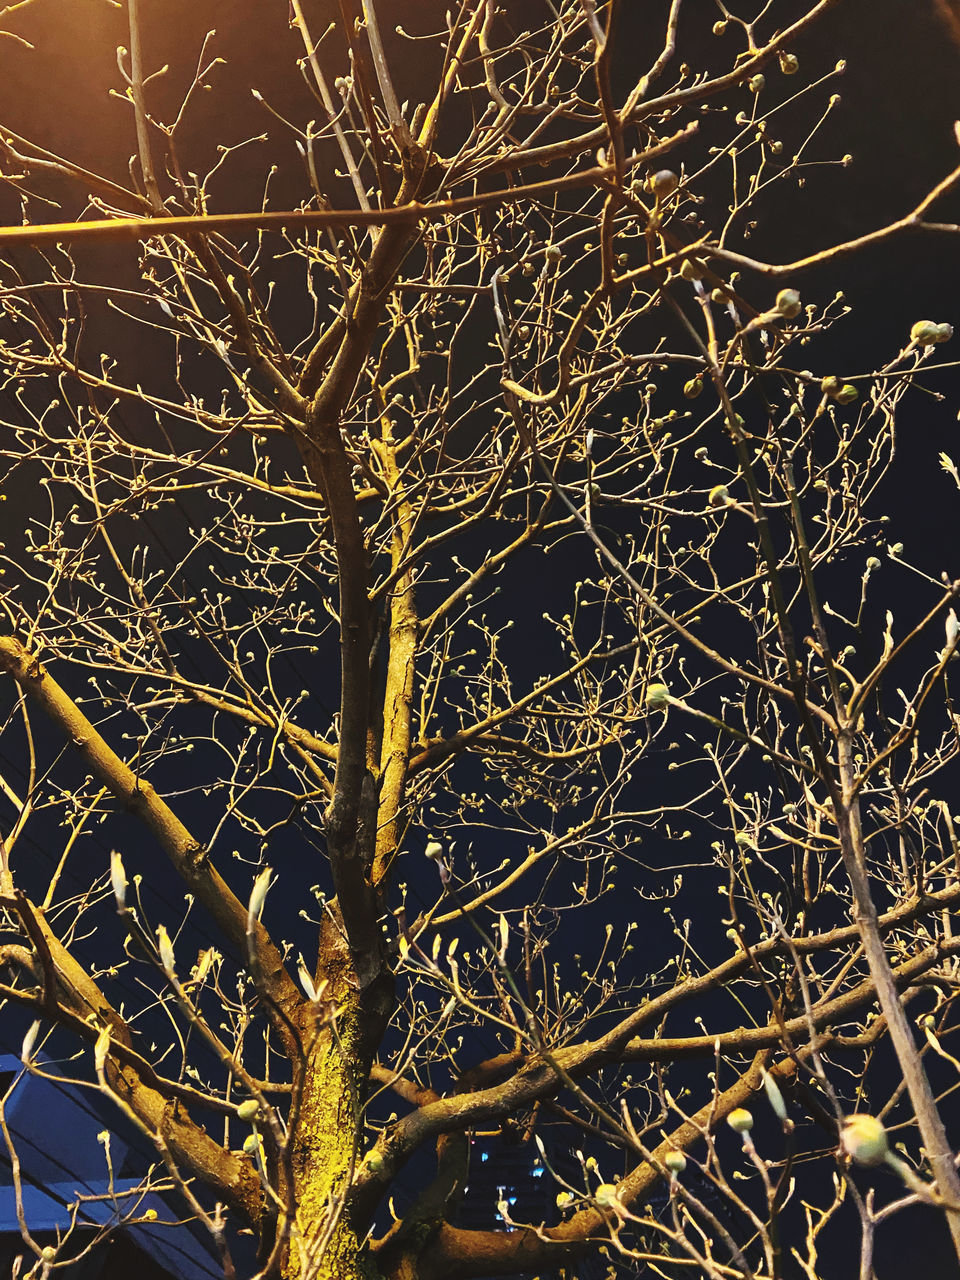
left=282, top=905, right=390, bottom=1280
left=283, top=994, right=379, bottom=1279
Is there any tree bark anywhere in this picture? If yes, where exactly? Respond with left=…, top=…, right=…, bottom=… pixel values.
left=284, top=911, right=387, bottom=1280
left=285, top=1010, right=373, bottom=1278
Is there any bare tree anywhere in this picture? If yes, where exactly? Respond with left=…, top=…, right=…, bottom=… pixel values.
left=1, top=2, right=960, bottom=1277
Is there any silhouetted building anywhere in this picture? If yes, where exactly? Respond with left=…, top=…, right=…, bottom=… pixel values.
left=0, top=1052, right=225, bottom=1278
left=457, top=1131, right=608, bottom=1279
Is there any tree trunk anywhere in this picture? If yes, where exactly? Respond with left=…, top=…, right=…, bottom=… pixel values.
left=283, top=911, right=388, bottom=1280
left=284, top=1001, right=377, bottom=1280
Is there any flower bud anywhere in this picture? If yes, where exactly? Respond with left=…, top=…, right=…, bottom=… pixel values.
left=425, top=839, right=444, bottom=861
left=911, top=320, right=940, bottom=346
left=243, top=1132, right=262, bottom=1156
left=761, top=1069, right=788, bottom=1122
left=594, top=1183, right=620, bottom=1207
left=546, top=245, right=562, bottom=262
left=935, top=322, right=954, bottom=343
left=866, top=556, right=881, bottom=571
left=944, top=609, right=960, bottom=661
left=835, top=384, right=858, bottom=404
left=748, top=74, right=765, bottom=93
left=21, top=1020, right=41, bottom=1065
left=157, top=924, right=176, bottom=979
left=820, top=375, right=841, bottom=396
left=683, top=376, right=703, bottom=399
left=143, top=1208, right=158, bottom=1221
left=779, top=52, right=799, bottom=74
left=237, top=1099, right=260, bottom=1122
left=556, top=1190, right=574, bottom=1209
left=708, top=484, right=730, bottom=507
left=297, top=954, right=319, bottom=1002
left=664, top=1149, right=687, bottom=1174
left=727, top=1107, right=754, bottom=1134
left=775, top=288, right=801, bottom=319
left=649, top=169, right=679, bottom=196
left=840, top=1114, right=889, bottom=1166
left=110, top=850, right=127, bottom=912
left=645, top=682, right=670, bottom=709
left=680, top=257, right=704, bottom=281
left=247, top=866, right=272, bottom=932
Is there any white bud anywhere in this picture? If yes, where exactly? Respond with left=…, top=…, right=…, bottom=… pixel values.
left=157, top=924, right=176, bottom=979
left=247, top=866, right=272, bottom=932
left=761, top=1069, right=788, bottom=1122
left=297, top=954, right=319, bottom=1003
left=21, top=1020, right=41, bottom=1064
left=110, top=850, right=127, bottom=911
left=424, top=840, right=444, bottom=861
left=946, top=609, right=960, bottom=659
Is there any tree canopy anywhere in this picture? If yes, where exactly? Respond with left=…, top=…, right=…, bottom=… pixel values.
left=2, top=2, right=960, bottom=1278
